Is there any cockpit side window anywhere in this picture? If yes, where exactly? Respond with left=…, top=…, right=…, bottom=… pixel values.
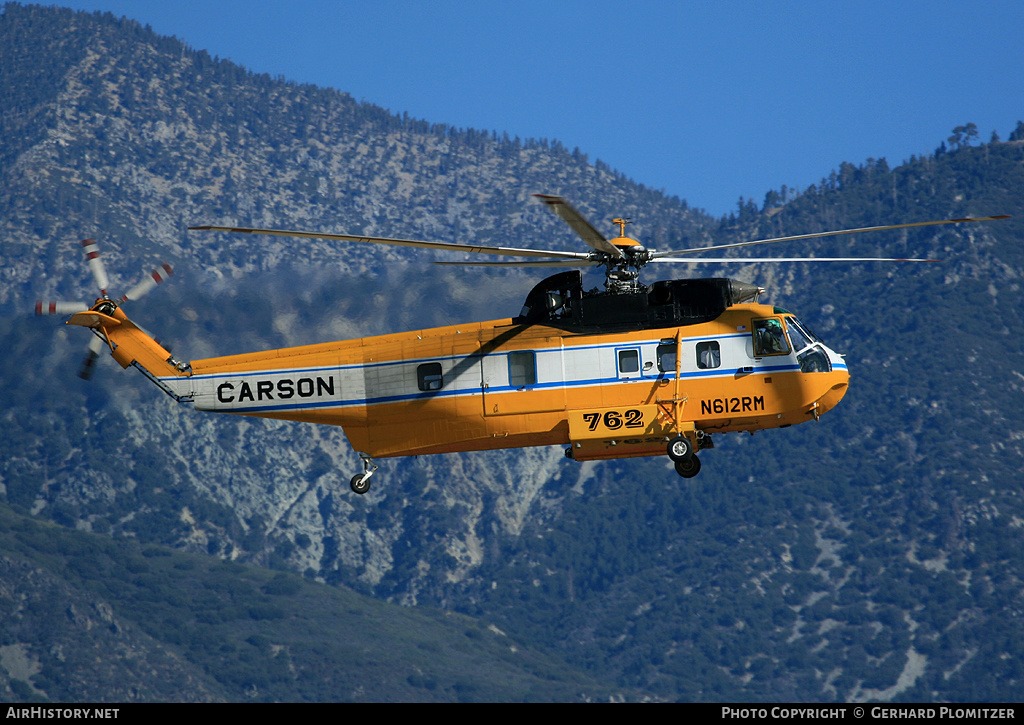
left=752, top=318, right=790, bottom=356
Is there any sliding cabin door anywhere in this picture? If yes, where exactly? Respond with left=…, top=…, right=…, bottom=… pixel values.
left=482, top=337, right=566, bottom=417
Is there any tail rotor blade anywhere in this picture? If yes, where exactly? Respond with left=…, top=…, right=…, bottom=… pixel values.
left=81, top=238, right=110, bottom=296
left=120, top=262, right=174, bottom=303
left=35, top=301, right=87, bottom=315
left=77, top=335, right=105, bottom=381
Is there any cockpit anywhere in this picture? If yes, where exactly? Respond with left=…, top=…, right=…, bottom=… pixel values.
left=753, top=312, right=835, bottom=373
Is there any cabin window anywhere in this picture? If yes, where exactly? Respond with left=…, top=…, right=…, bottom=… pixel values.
left=417, top=362, right=444, bottom=391
left=617, top=348, right=642, bottom=379
left=752, top=318, right=790, bottom=356
left=696, top=341, right=721, bottom=369
left=656, top=344, right=677, bottom=373
left=508, top=351, right=536, bottom=388
left=618, top=349, right=640, bottom=374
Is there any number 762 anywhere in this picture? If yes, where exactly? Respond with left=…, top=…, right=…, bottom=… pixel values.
left=582, top=409, right=645, bottom=431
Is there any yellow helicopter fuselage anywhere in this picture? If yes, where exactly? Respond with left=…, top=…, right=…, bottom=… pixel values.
left=166, top=302, right=849, bottom=462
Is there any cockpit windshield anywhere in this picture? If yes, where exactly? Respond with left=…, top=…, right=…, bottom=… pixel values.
left=787, top=317, right=823, bottom=347
left=786, top=318, right=814, bottom=353
left=785, top=317, right=832, bottom=373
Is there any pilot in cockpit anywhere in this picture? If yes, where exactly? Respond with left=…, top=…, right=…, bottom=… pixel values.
left=754, top=318, right=788, bottom=355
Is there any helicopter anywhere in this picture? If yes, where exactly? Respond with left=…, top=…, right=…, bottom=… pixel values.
left=40, top=195, right=1010, bottom=494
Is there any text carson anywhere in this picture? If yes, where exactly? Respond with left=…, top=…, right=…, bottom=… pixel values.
left=217, top=376, right=335, bottom=404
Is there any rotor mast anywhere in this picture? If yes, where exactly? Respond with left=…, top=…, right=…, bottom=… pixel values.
left=603, top=216, right=652, bottom=294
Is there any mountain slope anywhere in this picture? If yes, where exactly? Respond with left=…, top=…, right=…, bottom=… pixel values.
left=2, top=3, right=1024, bottom=702
left=0, top=503, right=628, bottom=702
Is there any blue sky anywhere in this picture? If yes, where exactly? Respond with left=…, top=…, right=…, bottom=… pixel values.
left=53, top=0, right=1024, bottom=217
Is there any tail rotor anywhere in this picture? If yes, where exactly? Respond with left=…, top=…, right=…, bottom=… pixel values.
left=35, top=238, right=175, bottom=379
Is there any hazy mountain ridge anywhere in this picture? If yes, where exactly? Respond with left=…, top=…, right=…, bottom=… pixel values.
left=3, top=3, right=1024, bottom=701
left=1, top=4, right=703, bottom=303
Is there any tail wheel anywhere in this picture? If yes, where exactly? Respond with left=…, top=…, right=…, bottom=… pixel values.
left=667, top=435, right=694, bottom=462
left=675, top=456, right=701, bottom=479
left=350, top=474, right=371, bottom=495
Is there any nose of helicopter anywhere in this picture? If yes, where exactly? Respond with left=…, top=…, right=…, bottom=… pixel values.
left=814, top=364, right=850, bottom=417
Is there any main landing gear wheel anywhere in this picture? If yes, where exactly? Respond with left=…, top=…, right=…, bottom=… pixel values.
left=675, top=455, right=701, bottom=479
left=350, top=474, right=371, bottom=495
left=667, top=435, right=694, bottom=462
left=349, top=453, right=379, bottom=495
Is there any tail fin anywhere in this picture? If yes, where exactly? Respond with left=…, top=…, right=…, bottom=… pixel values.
left=67, top=302, right=192, bottom=402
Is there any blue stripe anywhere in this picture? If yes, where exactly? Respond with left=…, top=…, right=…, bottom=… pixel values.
left=198, top=365, right=829, bottom=415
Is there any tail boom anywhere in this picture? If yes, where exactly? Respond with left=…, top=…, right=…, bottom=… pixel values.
left=67, top=302, right=192, bottom=401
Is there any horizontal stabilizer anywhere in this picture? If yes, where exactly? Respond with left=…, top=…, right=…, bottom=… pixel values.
left=67, top=310, right=121, bottom=329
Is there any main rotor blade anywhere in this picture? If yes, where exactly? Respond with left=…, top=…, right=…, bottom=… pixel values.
left=533, top=194, right=625, bottom=258
left=653, top=215, right=1011, bottom=258
left=189, top=225, right=592, bottom=261
left=434, top=259, right=600, bottom=268
left=651, top=256, right=939, bottom=263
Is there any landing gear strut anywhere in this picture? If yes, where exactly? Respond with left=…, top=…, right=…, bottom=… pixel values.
left=350, top=453, right=378, bottom=495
